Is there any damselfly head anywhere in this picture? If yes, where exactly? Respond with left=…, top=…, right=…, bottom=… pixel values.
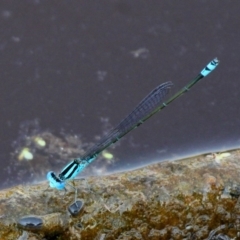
left=47, top=171, right=65, bottom=190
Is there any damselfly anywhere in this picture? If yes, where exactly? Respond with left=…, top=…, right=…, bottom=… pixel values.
left=47, top=58, right=219, bottom=203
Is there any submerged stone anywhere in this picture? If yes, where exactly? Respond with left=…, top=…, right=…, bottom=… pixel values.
left=68, top=200, right=84, bottom=217
left=17, top=215, right=43, bottom=230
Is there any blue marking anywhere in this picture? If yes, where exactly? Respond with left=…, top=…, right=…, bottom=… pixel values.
left=200, top=58, right=219, bottom=77
left=47, top=171, right=65, bottom=190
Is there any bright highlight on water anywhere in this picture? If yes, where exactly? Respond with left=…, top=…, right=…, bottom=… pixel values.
left=47, top=58, right=219, bottom=203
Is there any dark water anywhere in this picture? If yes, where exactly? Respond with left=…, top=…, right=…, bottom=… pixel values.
left=0, top=1, right=240, bottom=189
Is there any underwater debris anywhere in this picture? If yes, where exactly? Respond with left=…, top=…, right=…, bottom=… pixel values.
left=97, top=233, right=106, bottom=240
left=229, top=185, right=240, bottom=199
left=206, top=152, right=231, bottom=164
left=96, top=70, right=107, bottom=81
left=33, top=136, right=46, bottom=148
left=17, top=231, right=28, bottom=240
left=130, top=48, right=149, bottom=59
left=102, top=150, right=114, bottom=162
left=17, top=147, right=33, bottom=161
left=210, top=233, right=231, bottom=240
left=206, top=224, right=226, bottom=239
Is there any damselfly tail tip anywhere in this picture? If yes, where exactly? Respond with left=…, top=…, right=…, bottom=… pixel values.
left=200, top=57, right=219, bottom=77
left=213, top=57, right=219, bottom=65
